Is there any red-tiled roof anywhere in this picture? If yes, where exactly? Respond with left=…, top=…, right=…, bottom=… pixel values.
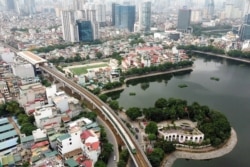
left=82, top=160, right=93, bottom=167
left=31, top=141, right=49, bottom=149
left=80, top=130, right=93, bottom=140
left=85, top=141, right=100, bottom=151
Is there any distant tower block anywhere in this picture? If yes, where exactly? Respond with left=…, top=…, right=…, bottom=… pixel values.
left=204, top=0, right=214, bottom=20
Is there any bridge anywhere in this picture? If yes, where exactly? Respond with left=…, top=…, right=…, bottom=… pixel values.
left=40, top=65, right=152, bottom=167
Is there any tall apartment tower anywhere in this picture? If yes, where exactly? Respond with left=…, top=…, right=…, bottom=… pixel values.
left=239, top=13, right=250, bottom=41
left=73, top=0, right=87, bottom=10
left=111, top=3, right=117, bottom=26
left=5, top=0, right=15, bottom=10
left=61, top=10, right=79, bottom=42
left=139, top=1, right=151, bottom=32
left=204, top=0, right=214, bottom=19
left=114, top=4, right=136, bottom=32
left=85, top=9, right=99, bottom=40
left=177, top=8, right=191, bottom=33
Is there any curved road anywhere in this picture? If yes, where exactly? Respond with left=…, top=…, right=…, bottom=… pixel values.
left=162, top=128, right=237, bottom=167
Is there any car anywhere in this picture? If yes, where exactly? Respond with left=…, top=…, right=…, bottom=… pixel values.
left=114, top=156, right=116, bottom=161
left=135, top=134, right=138, bottom=139
left=135, top=127, right=139, bottom=133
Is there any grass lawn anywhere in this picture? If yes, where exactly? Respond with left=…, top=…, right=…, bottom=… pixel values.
left=70, top=63, right=108, bottom=75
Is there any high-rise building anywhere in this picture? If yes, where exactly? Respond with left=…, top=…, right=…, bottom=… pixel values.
left=111, top=3, right=116, bottom=26
left=24, top=0, right=36, bottom=15
left=204, top=0, right=214, bottom=19
left=239, top=13, right=250, bottom=41
left=139, top=1, right=151, bottom=32
left=177, top=8, right=191, bottom=33
left=239, top=24, right=250, bottom=41
left=73, top=0, right=87, bottom=10
left=96, top=4, right=106, bottom=24
left=5, top=0, right=15, bottom=10
left=77, top=20, right=94, bottom=42
left=114, top=4, right=136, bottom=32
left=61, top=10, right=79, bottom=42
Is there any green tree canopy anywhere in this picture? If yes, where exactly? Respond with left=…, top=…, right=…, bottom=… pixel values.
left=145, top=121, right=158, bottom=135
left=125, top=107, right=142, bottom=121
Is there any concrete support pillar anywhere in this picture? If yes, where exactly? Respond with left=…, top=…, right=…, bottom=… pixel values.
left=92, top=104, right=96, bottom=109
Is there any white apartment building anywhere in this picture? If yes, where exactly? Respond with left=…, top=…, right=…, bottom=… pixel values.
left=80, top=130, right=100, bottom=163
left=61, top=10, right=79, bottom=42
left=18, top=83, right=47, bottom=115
left=52, top=91, right=69, bottom=113
left=46, top=84, right=57, bottom=105
left=191, top=10, right=202, bottom=23
left=57, top=126, right=82, bottom=159
left=34, top=104, right=61, bottom=129
left=32, top=128, right=47, bottom=142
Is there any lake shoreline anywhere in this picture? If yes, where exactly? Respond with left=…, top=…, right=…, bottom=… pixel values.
left=162, top=128, right=237, bottom=167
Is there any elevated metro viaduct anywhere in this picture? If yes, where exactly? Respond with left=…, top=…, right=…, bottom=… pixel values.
left=40, top=65, right=152, bottom=167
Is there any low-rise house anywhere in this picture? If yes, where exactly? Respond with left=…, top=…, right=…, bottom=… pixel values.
left=20, top=135, right=35, bottom=149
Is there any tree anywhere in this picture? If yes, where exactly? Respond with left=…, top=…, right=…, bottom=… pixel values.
left=125, top=107, right=142, bottom=121
left=147, top=148, right=165, bottom=167
left=109, top=100, right=119, bottom=110
left=99, top=94, right=108, bottom=102
left=100, top=143, right=113, bottom=163
left=148, top=133, right=156, bottom=143
left=96, top=52, right=103, bottom=59
left=145, top=121, right=158, bottom=135
left=117, top=160, right=126, bottom=167
left=94, top=160, right=106, bottom=167
left=155, top=98, right=168, bottom=108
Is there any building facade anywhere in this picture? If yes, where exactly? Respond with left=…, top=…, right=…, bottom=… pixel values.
left=61, top=10, right=79, bottom=42
left=77, top=20, right=94, bottom=42
left=114, top=4, right=136, bottom=32
left=177, top=8, right=191, bottom=33
left=139, top=1, right=151, bottom=32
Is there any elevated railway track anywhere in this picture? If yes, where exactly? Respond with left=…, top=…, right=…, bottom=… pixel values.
left=40, top=65, right=151, bottom=167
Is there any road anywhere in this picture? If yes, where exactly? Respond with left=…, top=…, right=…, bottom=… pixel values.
left=96, top=117, right=119, bottom=167
left=192, top=51, right=250, bottom=64
left=101, top=67, right=193, bottom=94
left=1, top=41, right=151, bottom=167
left=40, top=65, right=152, bottom=167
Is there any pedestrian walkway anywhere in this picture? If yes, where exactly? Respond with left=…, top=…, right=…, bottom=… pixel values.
left=8, top=117, right=21, bottom=135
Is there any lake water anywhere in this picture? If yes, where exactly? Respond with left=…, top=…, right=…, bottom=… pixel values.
left=116, top=56, right=250, bottom=167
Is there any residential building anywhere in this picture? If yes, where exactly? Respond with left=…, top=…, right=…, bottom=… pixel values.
left=95, top=3, right=106, bottom=25
left=5, top=0, right=15, bottom=11
left=177, top=8, right=192, bottom=33
left=191, top=10, right=202, bottom=23
left=239, top=24, right=250, bottom=41
left=18, top=83, right=47, bottom=115
left=139, top=1, right=151, bottom=32
left=52, top=91, right=69, bottom=113
left=57, top=127, right=82, bottom=159
left=34, top=104, right=61, bottom=129
left=0, top=118, right=19, bottom=156
left=80, top=130, right=100, bottom=163
left=114, top=4, right=136, bottom=32
left=239, top=14, right=250, bottom=41
left=32, top=128, right=47, bottom=142
left=20, top=135, right=34, bottom=149
left=61, top=10, right=79, bottom=42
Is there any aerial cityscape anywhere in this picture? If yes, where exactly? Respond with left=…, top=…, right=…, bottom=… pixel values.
left=1, top=0, right=250, bottom=166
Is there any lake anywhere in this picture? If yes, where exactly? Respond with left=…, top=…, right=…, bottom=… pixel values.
left=116, top=56, right=250, bottom=167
